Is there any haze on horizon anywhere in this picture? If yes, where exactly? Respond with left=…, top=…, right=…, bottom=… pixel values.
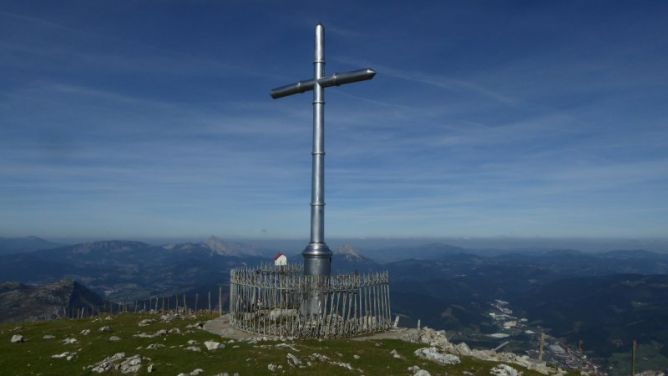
left=1, top=1, right=667, bottom=240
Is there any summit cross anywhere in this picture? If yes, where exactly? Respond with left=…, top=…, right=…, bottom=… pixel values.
left=271, top=23, right=376, bottom=278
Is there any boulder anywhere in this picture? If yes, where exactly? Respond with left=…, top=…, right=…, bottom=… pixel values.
left=10, top=334, right=24, bottom=343
left=204, top=340, right=224, bottom=351
left=490, top=364, right=522, bottom=376
left=119, top=355, right=142, bottom=374
left=414, top=347, right=461, bottom=366
left=287, top=353, right=302, bottom=367
left=138, top=319, right=155, bottom=327
left=90, top=352, right=126, bottom=373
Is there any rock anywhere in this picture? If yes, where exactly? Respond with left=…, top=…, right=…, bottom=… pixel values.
left=408, top=365, right=432, bottom=376
left=267, top=363, right=283, bottom=372
left=138, top=319, right=155, bottom=327
left=98, top=326, right=112, bottom=333
left=419, top=327, right=450, bottom=348
left=109, top=336, right=121, bottom=342
left=51, top=352, right=72, bottom=360
left=80, top=329, right=91, bottom=335
left=168, top=328, right=181, bottom=334
left=88, top=353, right=145, bottom=374
left=287, top=353, right=302, bottom=367
left=147, top=364, right=154, bottom=373
left=310, top=353, right=330, bottom=362
left=186, top=322, right=206, bottom=329
left=455, top=342, right=472, bottom=356
left=146, top=343, right=165, bottom=350
left=133, top=329, right=167, bottom=338
left=187, top=339, right=198, bottom=345
left=43, top=334, right=55, bottom=339
left=90, top=352, right=126, bottom=373
left=390, top=349, right=402, bottom=359
left=414, top=347, right=461, bottom=366
left=185, top=346, right=201, bottom=352
left=10, top=334, right=24, bottom=343
left=119, top=355, right=142, bottom=374
left=353, top=354, right=360, bottom=360
left=62, top=337, right=78, bottom=344
left=204, top=340, right=224, bottom=350
left=190, top=369, right=204, bottom=375
left=331, top=361, right=354, bottom=370
left=274, top=342, right=300, bottom=352
left=490, top=364, right=522, bottom=376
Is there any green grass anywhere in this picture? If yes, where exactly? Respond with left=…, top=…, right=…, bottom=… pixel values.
left=1, top=313, right=574, bottom=375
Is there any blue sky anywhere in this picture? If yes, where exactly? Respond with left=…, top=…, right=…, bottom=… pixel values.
left=1, top=1, right=667, bottom=240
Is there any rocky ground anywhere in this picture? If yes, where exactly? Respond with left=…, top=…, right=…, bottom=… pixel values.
left=1, top=312, right=583, bottom=375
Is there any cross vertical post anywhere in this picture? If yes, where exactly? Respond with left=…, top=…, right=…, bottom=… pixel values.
left=304, top=23, right=330, bottom=277
left=270, top=23, right=375, bottom=316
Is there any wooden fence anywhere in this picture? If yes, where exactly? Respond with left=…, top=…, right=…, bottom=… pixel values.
left=229, top=265, right=391, bottom=338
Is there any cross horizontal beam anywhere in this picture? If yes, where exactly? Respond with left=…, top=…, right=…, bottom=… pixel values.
left=270, top=68, right=376, bottom=99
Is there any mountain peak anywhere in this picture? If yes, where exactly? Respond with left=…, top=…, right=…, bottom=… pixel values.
left=334, top=244, right=366, bottom=260
left=203, top=236, right=228, bottom=253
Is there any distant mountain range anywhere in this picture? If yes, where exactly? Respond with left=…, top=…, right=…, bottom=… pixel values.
left=0, top=279, right=104, bottom=323
left=1, top=237, right=667, bottom=372
left=0, top=236, right=60, bottom=255
left=0, top=237, right=268, bottom=301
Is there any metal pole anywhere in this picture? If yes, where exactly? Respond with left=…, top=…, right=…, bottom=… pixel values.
left=303, top=22, right=332, bottom=277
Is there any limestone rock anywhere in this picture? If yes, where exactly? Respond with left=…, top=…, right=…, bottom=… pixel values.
left=390, top=349, right=402, bottom=359
left=98, top=326, right=112, bottom=333
left=490, top=364, right=522, bottom=376
left=267, top=363, right=283, bottom=372
left=109, top=336, right=121, bottom=342
left=408, top=365, right=431, bottom=376
left=62, top=337, right=78, bottom=344
left=90, top=352, right=126, bottom=373
left=51, top=352, right=74, bottom=360
left=43, top=334, right=55, bottom=339
left=119, top=354, right=142, bottom=374
left=287, top=353, right=302, bottom=367
left=10, top=334, right=23, bottom=343
left=138, top=319, right=155, bottom=327
left=414, top=347, right=461, bottom=366
left=204, top=340, right=224, bottom=350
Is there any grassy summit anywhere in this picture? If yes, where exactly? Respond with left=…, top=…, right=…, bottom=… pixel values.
left=1, top=312, right=574, bottom=375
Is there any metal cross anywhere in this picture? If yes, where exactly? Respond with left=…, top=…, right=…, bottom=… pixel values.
left=271, top=23, right=375, bottom=278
